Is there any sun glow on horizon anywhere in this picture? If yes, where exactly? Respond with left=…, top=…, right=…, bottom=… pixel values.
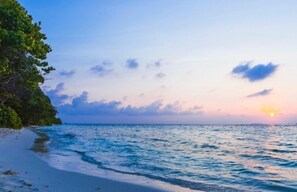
left=261, top=106, right=279, bottom=119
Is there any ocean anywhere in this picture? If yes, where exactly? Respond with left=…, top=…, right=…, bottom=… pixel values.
left=33, top=124, right=297, bottom=192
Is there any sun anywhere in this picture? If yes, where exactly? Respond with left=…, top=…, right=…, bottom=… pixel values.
left=261, top=106, right=278, bottom=118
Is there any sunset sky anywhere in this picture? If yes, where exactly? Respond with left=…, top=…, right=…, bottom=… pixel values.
left=20, top=0, right=297, bottom=124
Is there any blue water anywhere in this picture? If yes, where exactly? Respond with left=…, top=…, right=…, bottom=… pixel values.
left=35, top=125, right=297, bottom=192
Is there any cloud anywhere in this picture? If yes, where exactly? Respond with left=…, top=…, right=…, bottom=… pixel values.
left=153, top=61, right=161, bottom=68
left=232, top=64, right=250, bottom=74
left=232, top=62, right=278, bottom=82
left=155, top=72, right=166, bottom=79
left=147, top=60, right=162, bottom=68
left=188, top=105, right=204, bottom=114
left=192, top=105, right=203, bottom=110
left=126, top=58, right=139, bottom=69
left=44, top=83, right=70, bottom=106
left=90, top=65, right=113, bottom=77
left=102, top=60, right=112, bottom=66
left=56, top=91, right=202, bottom=117
left=122, top=96, right=128, bottom=101
left=59, top=70, right=75, bottom=78
left=247, top=89, right=273, bottom=98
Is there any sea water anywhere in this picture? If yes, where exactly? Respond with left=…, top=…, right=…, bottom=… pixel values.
left=34, top=124, right=297, bottom=192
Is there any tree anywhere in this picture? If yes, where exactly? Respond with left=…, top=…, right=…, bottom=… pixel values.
left=0, top=104, right=22, bottom=129
left=0, top=0, right=61, bottom=127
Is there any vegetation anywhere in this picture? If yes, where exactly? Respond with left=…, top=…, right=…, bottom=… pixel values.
left=0, top=104, right=22, bottom=129
left=0, top=0, right=61, bottom=129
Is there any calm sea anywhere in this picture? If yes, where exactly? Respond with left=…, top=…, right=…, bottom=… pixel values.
left=34, top=124, right=297, bottom=192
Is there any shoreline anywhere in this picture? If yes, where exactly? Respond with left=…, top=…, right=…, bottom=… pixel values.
left=0, top=128, right=168, bottom=192
left=0, top=128, right=17, bottom=138
left=31, top=128, right=200, bottom=192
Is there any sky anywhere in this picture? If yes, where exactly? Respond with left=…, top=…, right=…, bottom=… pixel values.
left=20, top=0, right=297, bottom=124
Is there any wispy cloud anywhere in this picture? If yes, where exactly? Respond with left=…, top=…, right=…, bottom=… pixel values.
left=126, top=58, right=139, bottom=69
left=59, top=70, right=75, bottom=78
left=155, top=72, right=166, bottom=79
left=147, top=60, right=162, bottom=69
left=139, top=93, right=145, bottom=98
left=102, top=60, right=112, bottom=66
left=232, top=62, right=278, bottom=82
left=153, top=61, right=161, bottom=68
left=247, top=89, right=273, bottom=98
left=90, top=65, right=113, bottom=77
left=192, top=105, right=203, bottom=110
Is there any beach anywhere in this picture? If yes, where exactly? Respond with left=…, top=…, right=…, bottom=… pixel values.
left=0, top=128, right=167, bottom=192
left=1, top=0, right=297, bottom=191
left=1, top=125, right=296, bottom=192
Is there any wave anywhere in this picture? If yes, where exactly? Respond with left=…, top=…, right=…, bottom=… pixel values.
left=73, top=150, right=245, bottom=192
left=35, top=124, right=297, bottom=192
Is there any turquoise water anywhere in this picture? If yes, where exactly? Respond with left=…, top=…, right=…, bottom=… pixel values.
left=35, top=125, right=297, bottom=191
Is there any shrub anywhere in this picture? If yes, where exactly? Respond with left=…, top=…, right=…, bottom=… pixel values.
left=0, top=104, right=22, bottom=129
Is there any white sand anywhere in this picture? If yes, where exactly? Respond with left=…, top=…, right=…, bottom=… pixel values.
left=0, top=128, right=168, bottom=192
left=0, top=127, right=17, bottom=138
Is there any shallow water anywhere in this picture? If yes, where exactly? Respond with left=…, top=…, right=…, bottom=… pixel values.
left=35, top=124, right=297, bottom=192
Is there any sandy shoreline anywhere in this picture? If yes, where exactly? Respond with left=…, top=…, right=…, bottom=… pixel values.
left=0, top=128, right=17, bottom=138
left=0, top=128, right=168, bottom=192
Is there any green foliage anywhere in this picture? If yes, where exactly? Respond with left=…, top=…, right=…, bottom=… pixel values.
left=0, top=0, right=61, bottom=128
left=7, top=86, right=61, bottom=126
left=0, top=104, right=22, bottom=129
left=0, top=0, right=53, bottom=95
